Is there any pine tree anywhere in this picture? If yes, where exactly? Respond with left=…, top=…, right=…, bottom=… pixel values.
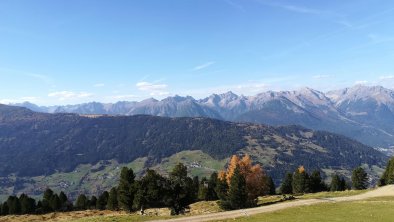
left=168, top=163, right=195, bottom=215
left=59, top=191, right=68, bottom=211
left=292, top=166, right=310, bottom=194
left=89, top=196, right=97, bottom=209
left=215, top=176, right=229, bottom=201
left=309, top=170, right=325, bottom=193
left=330, top=174, right=341, bottom=191
left=380, top=157, right=394, bottom=185
left=280, top=173, right=293, bottom=194
left=7, top=196, right=21, bottom=215
left=267, top=176, right=276, bottom=195
left=97, top=191, right=110, bottom=210
left=225, top=167, right=248, bottom=210
left=75, top=194, right=88, bottom=210
left=118, top=167, right=136, bottom=212
left=50, top=194, right=61, bottom=212
left=106, top=188, right=118, bottom=210
left=19, top=194, right=36, bottom=214
left=352, top=167, right=368, bottom=190
left=1, top=202, right=9, bottom=215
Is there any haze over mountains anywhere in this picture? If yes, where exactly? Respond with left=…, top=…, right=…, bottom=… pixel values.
left=13, top=85, right=394, bottom=149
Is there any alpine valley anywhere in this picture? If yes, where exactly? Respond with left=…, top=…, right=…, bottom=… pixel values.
left=0, top=84, right=391, bottom=200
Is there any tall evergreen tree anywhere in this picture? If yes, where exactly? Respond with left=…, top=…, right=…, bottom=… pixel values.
left=380, top=157, right=394, bottom=186
left=19, top=194, right=36, bottom=214
left=89, top=196, right=97, bottom=209
left=7, top=196, right=21, bottom=215
left=59, top=191, right=69, bottom=211
left=106, top=188, right=118, bottom=210
left=118, top=167, right=136, bottom=212
left=267, top=176, right=276, bottom=195
left=50, top=194, right=61, bottom=212
left=168, top=163, right=195, bottom=215
left=352, top=167, right=368, bottom=190
left=309, top=170, right=325, bottom=193
left=97, top=191, right=109, bottom=210
left=292, top=166, right=310, bottom=194
left=330, top=174, right=341, bottom=191
left=215, top=176, right=229, bottom=201
left=75, top=194, right=88, bottom=210
left=225, top=167, right=248, bottom=210
left=1, top=202, right=9, bottom=215
left=280, top=172, right=293, bottom=194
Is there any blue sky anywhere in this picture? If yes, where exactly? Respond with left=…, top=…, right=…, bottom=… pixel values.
left=1, top=0, right=394, bottom=105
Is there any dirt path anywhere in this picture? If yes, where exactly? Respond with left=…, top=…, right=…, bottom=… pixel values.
left=149, top=185, right=394, bottom=222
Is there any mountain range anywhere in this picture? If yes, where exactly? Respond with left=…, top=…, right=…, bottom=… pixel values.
left=0, top=104, right=387, bottom=199
left=12, top=85, right=394, bottom=149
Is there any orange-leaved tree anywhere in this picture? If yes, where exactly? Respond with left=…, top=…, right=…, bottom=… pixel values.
left=220, top=154, right=269, bottom=201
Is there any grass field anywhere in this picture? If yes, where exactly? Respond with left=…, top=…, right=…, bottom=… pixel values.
left=215, top=196, right=394, bottom=222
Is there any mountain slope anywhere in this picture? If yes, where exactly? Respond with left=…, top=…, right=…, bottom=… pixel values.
left=0, top=105, right=387, bottom=197
left=14, top=85, right=394, bottom=148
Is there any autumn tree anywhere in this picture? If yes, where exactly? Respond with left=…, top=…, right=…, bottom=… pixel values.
left=221, top=155, right=269, bottom=202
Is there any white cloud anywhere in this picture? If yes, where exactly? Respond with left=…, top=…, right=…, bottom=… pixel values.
left=136, top=82, right=168, bottom=91
left=379, top=75, right=394, bottom=80
left=48, top=91, right=93, bottom=101
left=136, top=81, right=169, bottom=97
left=355, top=80, right=368, bottom=85
left=193, top=61, right=216, bottom=71
left=107, top=94, right=137, bottom=100
left=313, top=74, right=331, bottom=79
left=94, top=83, right=105, bottom=87
left=0, top=96, right=40, bottom=104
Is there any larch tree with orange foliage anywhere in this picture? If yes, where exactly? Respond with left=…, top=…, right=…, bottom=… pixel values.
left=218, top=154, right=269, bottom=207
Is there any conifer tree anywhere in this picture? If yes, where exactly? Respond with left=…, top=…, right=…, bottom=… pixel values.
left=309, top=170, right=325, bottom=193
left=168, top=163, right=195, bottom=215
left=118, top=167, right=136, bottom=212
left=106, top=188, right=118, bottom=210
left=225, top=167, right=248, bottom=210
left=75, top=194, right=88, bottom=210
left=89, top=196, right=97, bottom=209
left=50, top=194, right=61, bottom=212
left=7, top=196, right=21, bottom=215
left=352, top=167, right=368, bottom=190
left=1, top=202, right=9, bottom=215
left=267, top=176, right=276, bottom=195
left=380, top=157, right=394, bottom=185
left=330, top=174, right=340, bottom=191
left=59, top=191, right=68, bottom=211
left=19, top=194, right=36, bottom=214
left=292, top=166, right=310, bottom=194
left=280, top=172, right=293, bottom=194
left=97, top=191, right=110, bottom=210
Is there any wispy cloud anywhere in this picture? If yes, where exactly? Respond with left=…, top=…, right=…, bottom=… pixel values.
left=313, top=74, right=331, bottom=79
left=379, top=75, right=394, bottom=80
left=48, top=91, right=93, bottom=101
left=136, top=82, right=169, bottom=96
left=223, top=0, right=245, bottom=12
left=355, top=80, right=368, bottom=85
left=94, top=83, right=105, bottom=87
left=257, top=0, right=325, bottom=15
left=0, top=96, right=40, bottom=104
left=106, top=94, right=137, bottom=100
left=193, top=61, right=216, bottom=71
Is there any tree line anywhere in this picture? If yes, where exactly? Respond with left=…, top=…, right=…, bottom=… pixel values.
left=0, top=154, right=376, bottom=216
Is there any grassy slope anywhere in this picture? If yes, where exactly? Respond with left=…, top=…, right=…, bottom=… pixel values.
left=0, top=151, right=227, bottom=202
left=215, top=196, right=394, bottom=222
